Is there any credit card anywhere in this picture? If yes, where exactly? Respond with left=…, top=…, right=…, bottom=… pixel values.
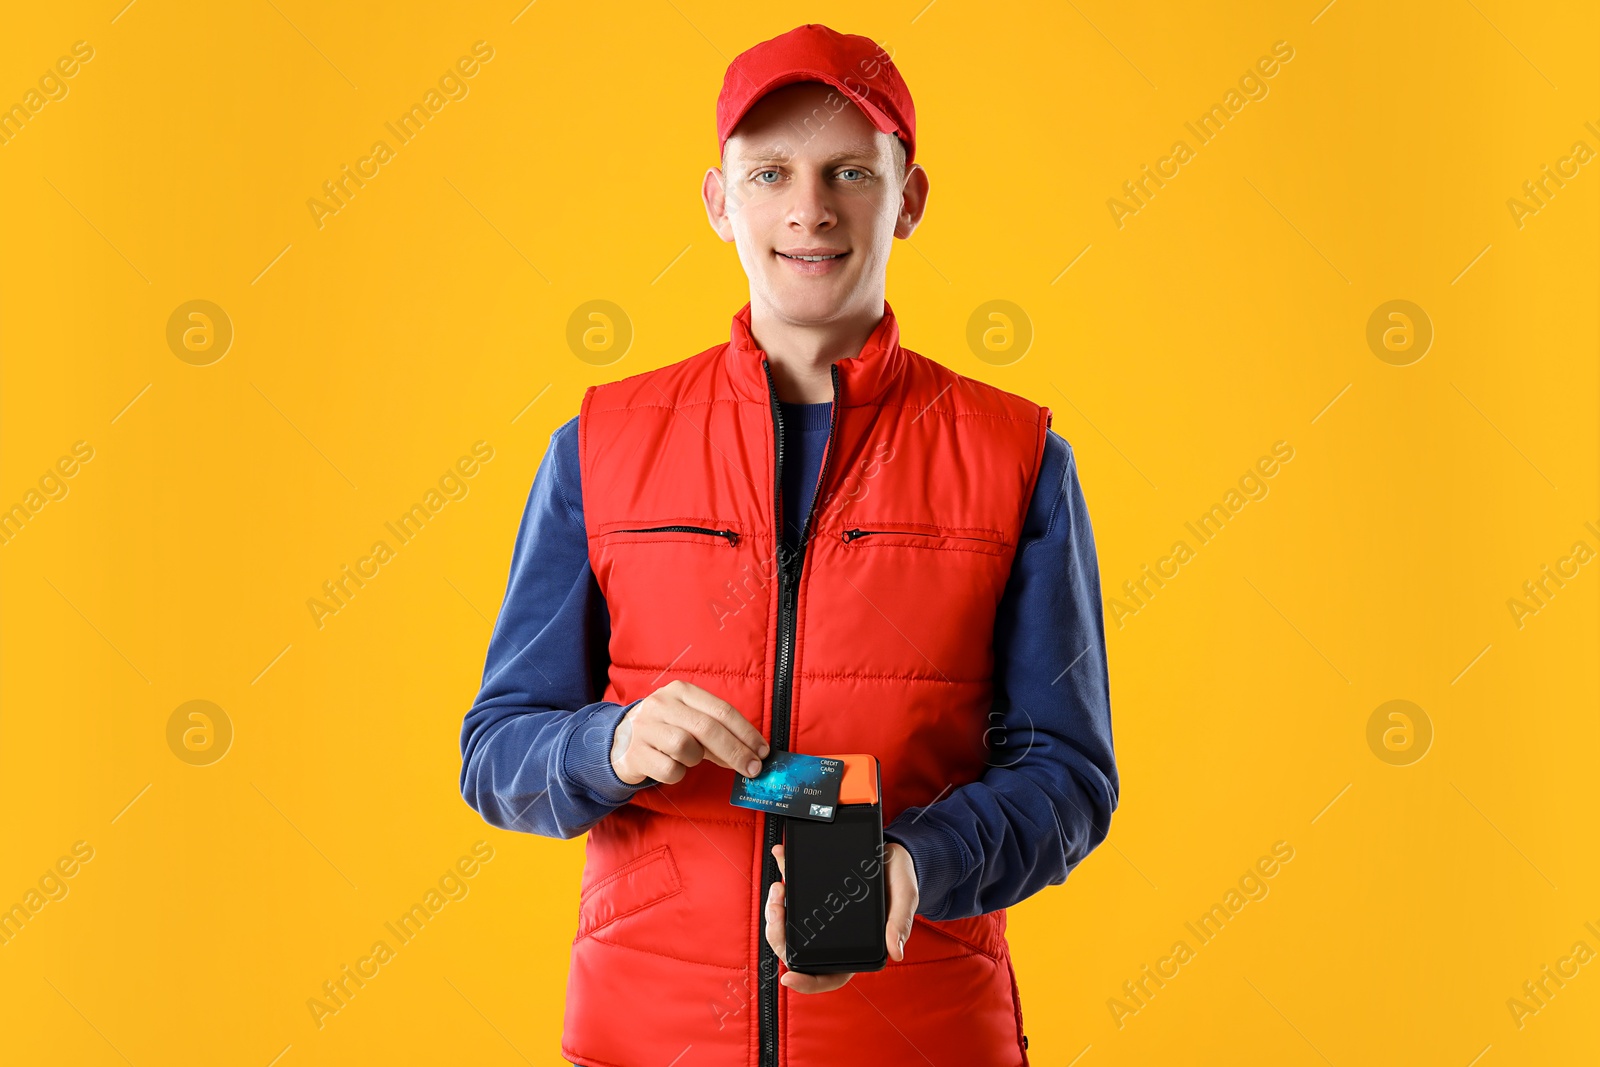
left=730, top=750, right=843, bottom=822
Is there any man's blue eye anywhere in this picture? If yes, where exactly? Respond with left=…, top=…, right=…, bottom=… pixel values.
left=756, top=171, right=780, bottom=183
left=838, top=169, right=864, bottom=180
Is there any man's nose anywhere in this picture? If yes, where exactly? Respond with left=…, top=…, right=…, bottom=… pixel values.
left=784, top=172, right=837, bottom=230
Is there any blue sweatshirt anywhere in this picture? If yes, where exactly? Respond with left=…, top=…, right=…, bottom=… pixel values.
left=460, top=401, right=1118, bottom=923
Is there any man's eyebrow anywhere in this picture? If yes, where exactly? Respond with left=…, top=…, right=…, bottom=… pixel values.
left=739, top=143, right=882, bottom=166
left=818, top=144, right=881, bottom=163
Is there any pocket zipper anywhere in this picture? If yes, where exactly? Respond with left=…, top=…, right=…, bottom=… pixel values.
left=841, top=527, right=998, bottom=545
left=612, top=525, right=739, bottom=546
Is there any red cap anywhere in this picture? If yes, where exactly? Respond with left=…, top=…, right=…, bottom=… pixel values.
left=717, top=24, right=916, bottom=167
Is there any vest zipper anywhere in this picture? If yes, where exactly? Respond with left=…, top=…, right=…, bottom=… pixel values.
left=610, top=524, right=740, bottom=545
left=841, top=528, right=998, bottom=544
left=759, top=358, right=840, bottom=1067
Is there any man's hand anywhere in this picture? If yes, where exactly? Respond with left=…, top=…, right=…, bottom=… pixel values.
left=610, top=679, right=770, bottom=786
left=762, top=840, right=919, bottom=993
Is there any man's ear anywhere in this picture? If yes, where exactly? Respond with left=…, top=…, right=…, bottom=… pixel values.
left=893, top=163, right=930, bottom=240
left=703, top=168, right=737, bottom=243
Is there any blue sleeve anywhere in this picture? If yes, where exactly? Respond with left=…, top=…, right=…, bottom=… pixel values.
left=882, top=430, right=1119, bottom=920
left=459, top=415, right=651, bottom=840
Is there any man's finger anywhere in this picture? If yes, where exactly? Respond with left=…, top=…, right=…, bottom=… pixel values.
left=885, top=912, right=913, bottom=963
left=640, top=708, right=759, bottom=778
left=678, top=682, right=770, bottom=753
left=677, top=685, right=770, bottom=760
left=634, top=744, right=689, bottom=785
left=885, top=846, right=917, bottom=963
left=637, top=720, right=705, bottom=768
left=676, top=710, right=765, bottom=778
left=764, top=880, right=786, bottom=964
left=780, top=969, right=853, bottom=993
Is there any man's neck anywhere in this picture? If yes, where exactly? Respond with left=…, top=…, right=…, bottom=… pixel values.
left=750, top=296, right=885, bottom=403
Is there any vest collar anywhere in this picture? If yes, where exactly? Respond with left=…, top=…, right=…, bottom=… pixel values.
left=724, top=299, right=906, bottom=406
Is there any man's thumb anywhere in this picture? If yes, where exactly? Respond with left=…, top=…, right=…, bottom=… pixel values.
left=891, top=913, right=913, bottom=959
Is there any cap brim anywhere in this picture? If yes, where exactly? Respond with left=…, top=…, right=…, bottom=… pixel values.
left=722, top=69, right=901, bottom=149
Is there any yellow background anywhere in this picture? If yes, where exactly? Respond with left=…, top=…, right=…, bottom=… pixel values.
left=1, top=0, right=1596, bottom=1063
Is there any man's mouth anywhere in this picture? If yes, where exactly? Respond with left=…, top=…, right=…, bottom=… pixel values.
left=776, top=251, right=848, bottom=262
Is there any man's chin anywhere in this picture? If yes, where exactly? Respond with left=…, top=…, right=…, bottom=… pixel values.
left=762, top=280, right=857, bottom=322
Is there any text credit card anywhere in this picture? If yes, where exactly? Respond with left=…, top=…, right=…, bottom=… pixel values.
left=730, top=751, right=843, bottom=821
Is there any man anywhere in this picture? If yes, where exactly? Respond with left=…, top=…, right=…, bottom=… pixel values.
left=460, top=23, right=1117, bottom=1067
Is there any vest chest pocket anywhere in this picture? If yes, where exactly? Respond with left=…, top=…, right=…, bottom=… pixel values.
left=839, top=522, right=1008, bottom=556
left=597, top=523, right=742, bottom=549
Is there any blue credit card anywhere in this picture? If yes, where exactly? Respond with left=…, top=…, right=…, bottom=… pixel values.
left=730, top=751, right=843, bottom=822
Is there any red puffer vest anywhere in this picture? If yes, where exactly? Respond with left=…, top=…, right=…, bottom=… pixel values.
left=567, top=300, right=1052, bottom=1067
